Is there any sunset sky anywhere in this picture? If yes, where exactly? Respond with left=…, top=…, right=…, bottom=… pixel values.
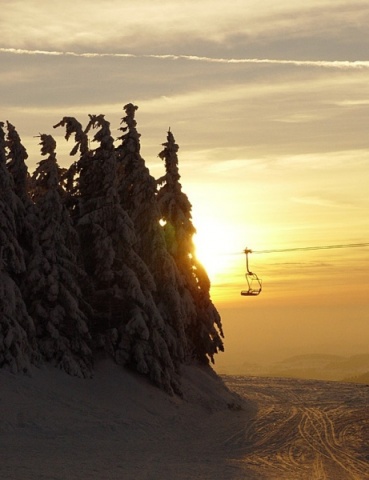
left=1, top=0, right=369, bottom=371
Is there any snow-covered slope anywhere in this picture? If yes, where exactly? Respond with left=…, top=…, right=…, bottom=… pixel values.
left=1, top=360, right=250, bottom=480
left=3, top=362, right=369, bottom=479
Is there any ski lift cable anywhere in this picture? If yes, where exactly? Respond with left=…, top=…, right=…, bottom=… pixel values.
left=240, top=241, right=369, bottom=298
left=222, top=242, right=369, bottom=257
left=251, top=242, right=369, bottom=255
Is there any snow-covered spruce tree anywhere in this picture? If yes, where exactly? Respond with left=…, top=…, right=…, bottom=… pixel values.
left=27, top=133, right=92, bottom=378
left=116, top=104, right=190, bottom=363
left=157, top=129, right=224, bottom=364
left=0, top=122, right=36, bottom=372
left=116, top=103, right=157, bottom=261
left=6, top=122, right=31, bottom=205
left=0, top=256, right=35, bottom=373
left=56, top=114, right=181, bottom=393
left=54, top=117, right=95, bottom=221
left=52, top=116, right=90, bottom=219
left=6, top=122, right=41, bottom=296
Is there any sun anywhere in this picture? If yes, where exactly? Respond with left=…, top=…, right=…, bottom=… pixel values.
left=193, top=217, right=234, bottom=282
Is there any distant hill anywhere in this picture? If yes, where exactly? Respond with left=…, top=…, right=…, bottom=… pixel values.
left=343, top=371, right=369, bottom=384
left=235, top=353, right=369, bottom=383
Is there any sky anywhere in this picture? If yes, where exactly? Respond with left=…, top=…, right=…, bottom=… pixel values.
left=1, top=0, right=369, bottom=372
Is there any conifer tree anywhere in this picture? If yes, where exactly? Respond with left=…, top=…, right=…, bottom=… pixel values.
left=157, top=130, right=224, bottom=363
left=116, top=104, right=190, bottom=363
left=0, top=259, right=36, bottom=373
left=6, top=122, right=31, bottom=205
left=6, top=122, right=41, bottom=295
left=27, top=133, right=92, bottom=377
left=52, top=116, right=93, bottom=219
left=116, top=104, right=160, bottom=262
left=0, top=122, right=36, bottom=372
left=56, top=115, right=150, bottom=315
left=56, top=115, right=180, bottom=393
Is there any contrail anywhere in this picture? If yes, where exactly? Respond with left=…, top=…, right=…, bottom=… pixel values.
left=1, top=47, right=369, bottom=69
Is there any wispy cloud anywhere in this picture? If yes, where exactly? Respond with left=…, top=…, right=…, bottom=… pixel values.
left=1, top=48, right=369, bottom=69
left=291, top=195, right=348, bottom=208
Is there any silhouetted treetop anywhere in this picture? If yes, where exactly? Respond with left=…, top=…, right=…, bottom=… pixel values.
left=53, top=117, right=88, bottom=156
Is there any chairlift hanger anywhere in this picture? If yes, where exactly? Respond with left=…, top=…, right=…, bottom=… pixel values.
left=241, top=248, right=262, bottom=297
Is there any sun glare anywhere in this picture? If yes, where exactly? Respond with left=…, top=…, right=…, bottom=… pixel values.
left=193, top=218, right=234, bottom=282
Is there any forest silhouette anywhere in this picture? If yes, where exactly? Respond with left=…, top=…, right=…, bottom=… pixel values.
left=0, top=104, right=224, bottom=394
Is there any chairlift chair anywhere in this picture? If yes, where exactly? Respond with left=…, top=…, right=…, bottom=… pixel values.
left=241, top=248, right=262, bottom=296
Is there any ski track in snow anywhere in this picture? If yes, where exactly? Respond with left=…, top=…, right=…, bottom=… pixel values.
left=224, top=375, right=369, bottom=479
left=1, top=362, right=369, bottom=479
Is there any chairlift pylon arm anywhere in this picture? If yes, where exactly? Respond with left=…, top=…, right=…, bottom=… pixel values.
left=244, top=248, right=253, bottom=275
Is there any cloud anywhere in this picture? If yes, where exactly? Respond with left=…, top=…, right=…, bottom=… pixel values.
left=335, top=99, right=369, bottom=107
left=291, top=196, right=348, bottom=208
left=2, top=0, right=369, bottom=63
left=278, top=150, right=369, bottom=169
left=2, top=48, right=369, bottom=69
